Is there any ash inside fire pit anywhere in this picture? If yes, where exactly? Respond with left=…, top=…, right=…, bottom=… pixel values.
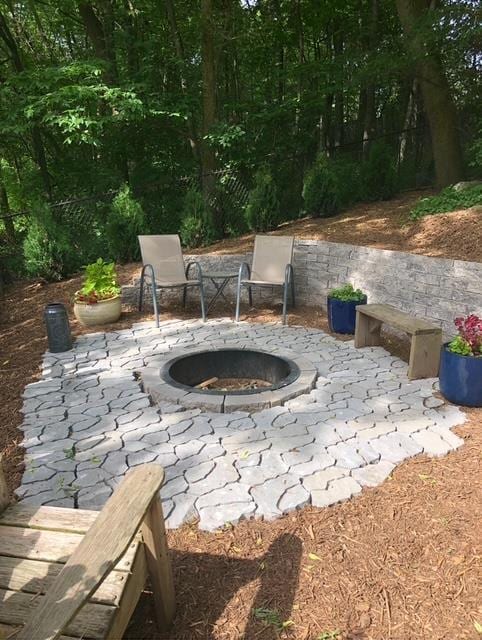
left=197, top=377, right=272, bottom=391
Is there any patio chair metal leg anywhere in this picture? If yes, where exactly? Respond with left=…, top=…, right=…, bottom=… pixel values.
left=235, top=277, right=243, bottom=322
left=248, top=286, right=253, bottom=307
left=152, top=283, right=160, bottom=328
left=282, top=282, right=289, bottom=325
left=199, top=282, right=207, bottom=322
left=289, top=265, right=296, bottom=308
left=138, top=267, right=146, bottom=312
left=182, top=284, right=187, bottom=309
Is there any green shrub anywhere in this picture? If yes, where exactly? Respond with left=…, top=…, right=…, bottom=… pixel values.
left=328, top=283, right=366, bottom=302
left=23, top=203, right=79, bottom=280
left=75, top=257, right=120, bottom=302
left=409, top=184, right=482, bottom=220
left=361, top=141, right=398, bottom=201
left=106, top=184, right=145, bottom=262
left=303, top=156, right=340, bottom=217
left=179, top=188, right=216, bottom=248
left=244, top=167, right=280, bottom=231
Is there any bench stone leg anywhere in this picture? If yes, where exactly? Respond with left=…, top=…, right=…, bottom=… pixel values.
left=355, top=311, right=382, bottom=348
left=408, top=332, right=442, bottom=380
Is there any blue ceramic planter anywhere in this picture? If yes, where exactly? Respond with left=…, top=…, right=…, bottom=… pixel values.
left=439, top=344, right=482, bottom=407
left=327, top=295, right=367, bottom=334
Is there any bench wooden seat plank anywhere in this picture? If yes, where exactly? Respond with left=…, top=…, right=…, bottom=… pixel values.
left=355, top=303, right=440, bottom=335
left=355, top=303, right=442, bottom=379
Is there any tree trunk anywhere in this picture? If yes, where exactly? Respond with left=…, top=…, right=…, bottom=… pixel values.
left=332, top=29, right=344, bottom=150
left=0, top=165, right=16, bottom=245
left=200, top=0, right=219, bottom=232
left=395, top=0, right=464, bottom=188
left=164, top=0, right=200, bottom=162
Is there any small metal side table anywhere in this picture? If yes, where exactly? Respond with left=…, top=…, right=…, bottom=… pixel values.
left=204, top=271, right=238, bottom=314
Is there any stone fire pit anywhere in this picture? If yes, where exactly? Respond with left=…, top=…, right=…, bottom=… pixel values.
left=141, top=347, right=317, bottom=413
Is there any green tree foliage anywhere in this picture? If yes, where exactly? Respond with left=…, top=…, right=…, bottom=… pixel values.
left=244, top=168, right=280, bottom=232
left=0, top=0, right=479, bottom=279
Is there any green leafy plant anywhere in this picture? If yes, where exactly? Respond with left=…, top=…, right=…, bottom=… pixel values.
left=245, top=166, right=281, bottom=232
left=253, top=607, right=293, bottom=633
left=75, top=258, right=120, bottom=303
left=447, top=315, right=482, bottom=357
left=409, top=184, right=482, bottom=220
left=328, top=283, right=366, bottom=302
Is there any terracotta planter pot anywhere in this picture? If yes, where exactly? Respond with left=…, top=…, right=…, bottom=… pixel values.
left=73, top=294, right=122, bottom=327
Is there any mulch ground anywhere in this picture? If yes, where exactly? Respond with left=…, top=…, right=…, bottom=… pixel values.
left=0, top=194, right=481, bottom=639
left=194, top=190, right=482, bottom=264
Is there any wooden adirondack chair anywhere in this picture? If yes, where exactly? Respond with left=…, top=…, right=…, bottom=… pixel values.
left=0, top=461, right=175, bottom=640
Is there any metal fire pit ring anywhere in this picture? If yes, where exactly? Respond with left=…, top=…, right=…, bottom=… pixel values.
left=140, top=346, right=318, bottom=413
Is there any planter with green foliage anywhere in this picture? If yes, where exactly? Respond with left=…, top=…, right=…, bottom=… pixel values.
left=439, top=315, right=482, bottom=407
left=73, top=258, right=121, bottom=326
left=327, top=283, right=367, bottom=334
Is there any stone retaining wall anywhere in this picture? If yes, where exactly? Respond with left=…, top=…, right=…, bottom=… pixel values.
left=122, top=240, right=482, bottom=336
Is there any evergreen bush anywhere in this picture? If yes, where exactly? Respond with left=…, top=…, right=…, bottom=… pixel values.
left=244, top=167, right=281, bottom=231
left=23, top=203, right=79, bottom=280
left=106, top=184, right=146, bottom=262
left=361, top=141, right=399, bottom=201
left=303, top=156, right=340, bottom=217
left=179, top=188, right=216, bottom=248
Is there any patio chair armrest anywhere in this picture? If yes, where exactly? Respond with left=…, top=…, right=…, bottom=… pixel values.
left=141, top=263, right=157, bottom=285
left=237, top=261, right=251, bottom=282
left=284, top=263, right=294, bottom=284
left=185, top=260, right=204, bottom=281
left=18, top=464, right=166, bottom=640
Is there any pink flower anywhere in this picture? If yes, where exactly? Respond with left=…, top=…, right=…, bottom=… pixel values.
left=454, top=314, right=482, bottom=354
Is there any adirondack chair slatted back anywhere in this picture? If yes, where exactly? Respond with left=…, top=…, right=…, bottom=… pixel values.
left=138, top=235, right=187, bottom=285
left=251, top=235, right=294, bottom=284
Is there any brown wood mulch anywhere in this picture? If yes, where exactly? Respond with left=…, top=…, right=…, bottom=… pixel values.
left=194, top=191, right=482, bottom=264
left=0, top=273, right=480, bottom=640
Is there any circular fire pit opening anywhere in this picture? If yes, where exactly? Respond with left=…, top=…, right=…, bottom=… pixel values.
left=162, top=348, right=300, bottom=395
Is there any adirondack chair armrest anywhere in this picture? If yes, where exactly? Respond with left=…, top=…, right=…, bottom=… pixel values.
left=18, top=464, right=166, bottom=640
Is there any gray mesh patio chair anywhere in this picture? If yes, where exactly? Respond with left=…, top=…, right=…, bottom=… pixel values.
left=235, top=235, right=295, bottom=325
left=138, top=234, right=206, bottom=327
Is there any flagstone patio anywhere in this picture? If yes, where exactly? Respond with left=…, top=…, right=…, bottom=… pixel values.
left=18, top=319, right=465, bottom=531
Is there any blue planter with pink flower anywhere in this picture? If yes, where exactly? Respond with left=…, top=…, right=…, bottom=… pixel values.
left=439, top=315, right=482, bottom=407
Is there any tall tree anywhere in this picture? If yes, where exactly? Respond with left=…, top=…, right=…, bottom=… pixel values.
left=395, top=0, right=464, bottom=188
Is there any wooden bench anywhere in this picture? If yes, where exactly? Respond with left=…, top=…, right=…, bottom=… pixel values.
left=0, top=461, right=175, bottom=640
left=354, top=303, right=442, bottom=380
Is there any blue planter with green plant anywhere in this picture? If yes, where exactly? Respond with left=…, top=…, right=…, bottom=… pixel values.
left=327, top=284, right=367, bottom=334
left=439, top=315, right=482, bottom=407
